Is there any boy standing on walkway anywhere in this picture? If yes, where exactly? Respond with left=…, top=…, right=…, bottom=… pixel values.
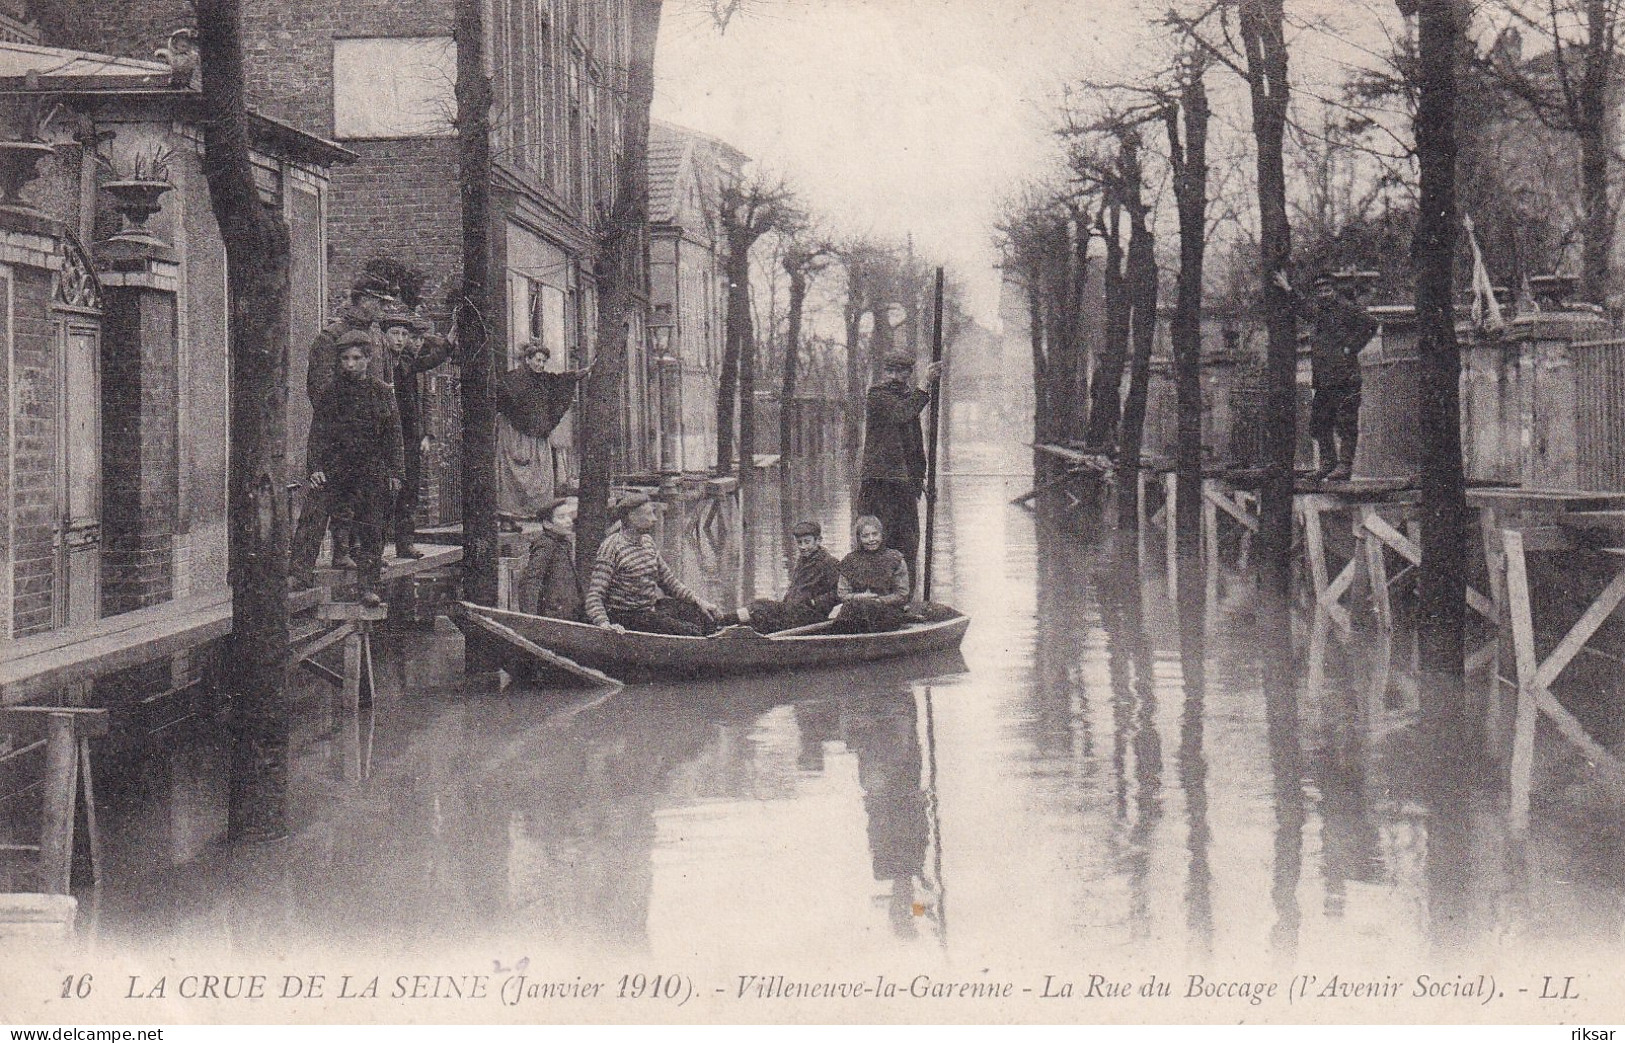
left=304, top=330, right=404, bottom=605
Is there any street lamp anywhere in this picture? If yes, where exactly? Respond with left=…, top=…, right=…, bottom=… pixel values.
left=648, top=313, right=683, bottom=490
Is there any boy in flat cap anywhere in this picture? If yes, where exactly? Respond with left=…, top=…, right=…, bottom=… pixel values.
left=301, top=330, right=404, bottom=604
left=733, top=520, right=841, bottom=633
left=380, top=307, right=452, bottom=559
left=857, top=350, right=943, bottom=584
left=585, top=493, right=720, bottom=636
left=495, top=339, right=591, bottom=521
left=514, top=496, right=584, bottom=620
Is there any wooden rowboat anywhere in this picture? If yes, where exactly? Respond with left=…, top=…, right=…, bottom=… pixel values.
left=457, top=601, right=970, bottom=681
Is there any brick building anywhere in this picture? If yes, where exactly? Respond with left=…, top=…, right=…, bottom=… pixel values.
left=646, top=119, right=745, bottom=477
left=43, top=0, right=654, bottom=518
left=0, top=37, right=346, bottom=638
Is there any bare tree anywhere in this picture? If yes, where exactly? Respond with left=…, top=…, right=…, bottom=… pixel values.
left=780, top=235, right=837, bottom=456
left=196, top=0, right=293, bottom=841
left=577, top=0, right=663, bottom=567
left=454, top=0, right=498, bottom=647
left=1404, top=0, right=1471, bottom=676
left=1164, top=54, right=1213, bottom=555
left=715, top=176, right=799, bottom=472
left=1172, top=0, right=1298, bottom=598
left=1482, top=0, right=1622, bottom=303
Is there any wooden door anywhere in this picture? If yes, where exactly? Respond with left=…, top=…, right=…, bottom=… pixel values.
left=57, top=321, right=100, bottom=626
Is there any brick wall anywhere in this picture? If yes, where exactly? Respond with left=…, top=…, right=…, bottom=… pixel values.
left=100, top=285, right=179, bottom=615
left=10, top=265, right=57, bottom=637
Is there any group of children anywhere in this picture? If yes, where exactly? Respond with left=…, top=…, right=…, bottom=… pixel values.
left=513, top=496, right=916, bottom=638
left=291, top=280, right=451, bottom=605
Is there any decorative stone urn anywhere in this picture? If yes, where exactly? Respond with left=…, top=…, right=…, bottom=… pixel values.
left=102, top=178, right=173, bottom=245
left=0, top=139, right=55, bottom=211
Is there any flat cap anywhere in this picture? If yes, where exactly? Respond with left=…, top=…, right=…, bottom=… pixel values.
left=611, top=491, right=653, bottom=521
left=882, top=350, right=916, bottom=371
left=336, top=328, right=374, bottom=352
left=790, top=520, right=821, bottom=538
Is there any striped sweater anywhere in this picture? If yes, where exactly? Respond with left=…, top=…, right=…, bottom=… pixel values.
left=585, top=529, right=701, bottom=625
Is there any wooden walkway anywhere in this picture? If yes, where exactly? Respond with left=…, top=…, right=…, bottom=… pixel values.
left=1, top=544, right=462, bottom=708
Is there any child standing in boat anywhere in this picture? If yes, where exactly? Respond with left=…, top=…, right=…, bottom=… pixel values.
left=830, top=515, right=910, bottom=634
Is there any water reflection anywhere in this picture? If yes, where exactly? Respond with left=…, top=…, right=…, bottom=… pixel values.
left=71, top=446, right=1625, bottom=978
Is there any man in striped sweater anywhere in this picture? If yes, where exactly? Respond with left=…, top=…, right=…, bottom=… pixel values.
left=586, top=493, right=721, bottom=636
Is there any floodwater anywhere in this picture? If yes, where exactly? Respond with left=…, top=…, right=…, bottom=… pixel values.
left=18, top=440, right=1625, bottom=1021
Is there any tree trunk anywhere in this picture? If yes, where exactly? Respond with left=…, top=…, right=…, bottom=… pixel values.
left=780, top=266, right=807, bottom=456
left=1169, top=70, right=1211, bottom=557
left=1581, top=0, right=1612, bottom=305
left=454, top=0, right=499, bottom=675
left=1412, top=0, right=1467, bottom=675
left=844, top=285, right=864, bottom=460
left=1240, top=0, right=1297, bottom=601
left=869, top=298, right=895, bottom=380
left=1068, top=212, right=1094, bottom=441
left=1086, top=205, right=1131, bottom=450
left=1028, top=279, right=1049, bottom=445
left=716, top=235, right=749, bottom=473
left=1116, top=201, right=1158, bottom=530
left=197, top=0, right=293, bottom=842
left=578, top=0, right=662, bottom=565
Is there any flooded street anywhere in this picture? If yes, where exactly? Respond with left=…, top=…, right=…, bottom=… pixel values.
left=31, top=442, right=1625, bottom=1021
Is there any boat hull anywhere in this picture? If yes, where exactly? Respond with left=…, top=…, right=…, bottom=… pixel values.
left=461, top=603, right=970, bottom=679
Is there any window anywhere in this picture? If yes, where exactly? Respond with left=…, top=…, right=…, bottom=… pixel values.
left=332, top=37, right=456, bottom=139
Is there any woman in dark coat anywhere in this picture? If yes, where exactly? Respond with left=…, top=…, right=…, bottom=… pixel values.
left=514, top=497, right=584, bottom=620
left=829, top=515, right=910, bottom=634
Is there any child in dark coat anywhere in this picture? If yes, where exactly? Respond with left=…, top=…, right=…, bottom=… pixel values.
left=306, top=331, right=403, bottom=604
left=514, top=497, right=584, bottom=620
left=735, top=520, right=841, bottom=633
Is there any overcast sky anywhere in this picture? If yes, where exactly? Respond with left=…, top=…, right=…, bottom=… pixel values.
left=651, top=0, right=1162, bottom=326
left=651, top=0, right=1404, bottom=328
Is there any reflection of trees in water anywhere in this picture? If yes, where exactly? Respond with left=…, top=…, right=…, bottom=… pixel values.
left=1258, top=599, right=1303, bottom=964
left=1094, top=547, right=1162, bottom=943
left=1029, top=519, right=1095, bottom=763
left=1175, top=564, right=1213, bottom=959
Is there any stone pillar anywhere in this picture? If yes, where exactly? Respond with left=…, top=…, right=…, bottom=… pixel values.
left=1502, top=310, right=1609, bottom=491
left=95, top=235, right=180, bottom=615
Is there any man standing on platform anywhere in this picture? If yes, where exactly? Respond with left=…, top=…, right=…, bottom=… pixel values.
left=291, top=278, right=394, bottom=587
left=382, top=309, right=452, bottom=559
left=305, top=331, right=404, bottom=606
left=1277, top=270, right=1375, bottom=482
left=857, top=350, right=943, bottom=582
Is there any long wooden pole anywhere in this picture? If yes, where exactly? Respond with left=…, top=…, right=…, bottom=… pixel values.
left=923, top=267, right=945, bottom=602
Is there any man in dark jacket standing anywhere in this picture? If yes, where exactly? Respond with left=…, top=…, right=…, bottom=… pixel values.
left=1279, top=270, right=1375, bottom=481
left=382, top=309, right=452, bottom=559
left=857, top=350, right=943, bottom=580
left=305, top=331, right=404, bottom=604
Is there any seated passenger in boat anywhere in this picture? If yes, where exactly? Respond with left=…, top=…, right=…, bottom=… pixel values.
left=514, top=496, right=583, bottom=620
left=829, top=515, right=910, bottom=634
left=585, top=493, right=722, bottom=636
left=733, top=520, right=841, bottom=634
